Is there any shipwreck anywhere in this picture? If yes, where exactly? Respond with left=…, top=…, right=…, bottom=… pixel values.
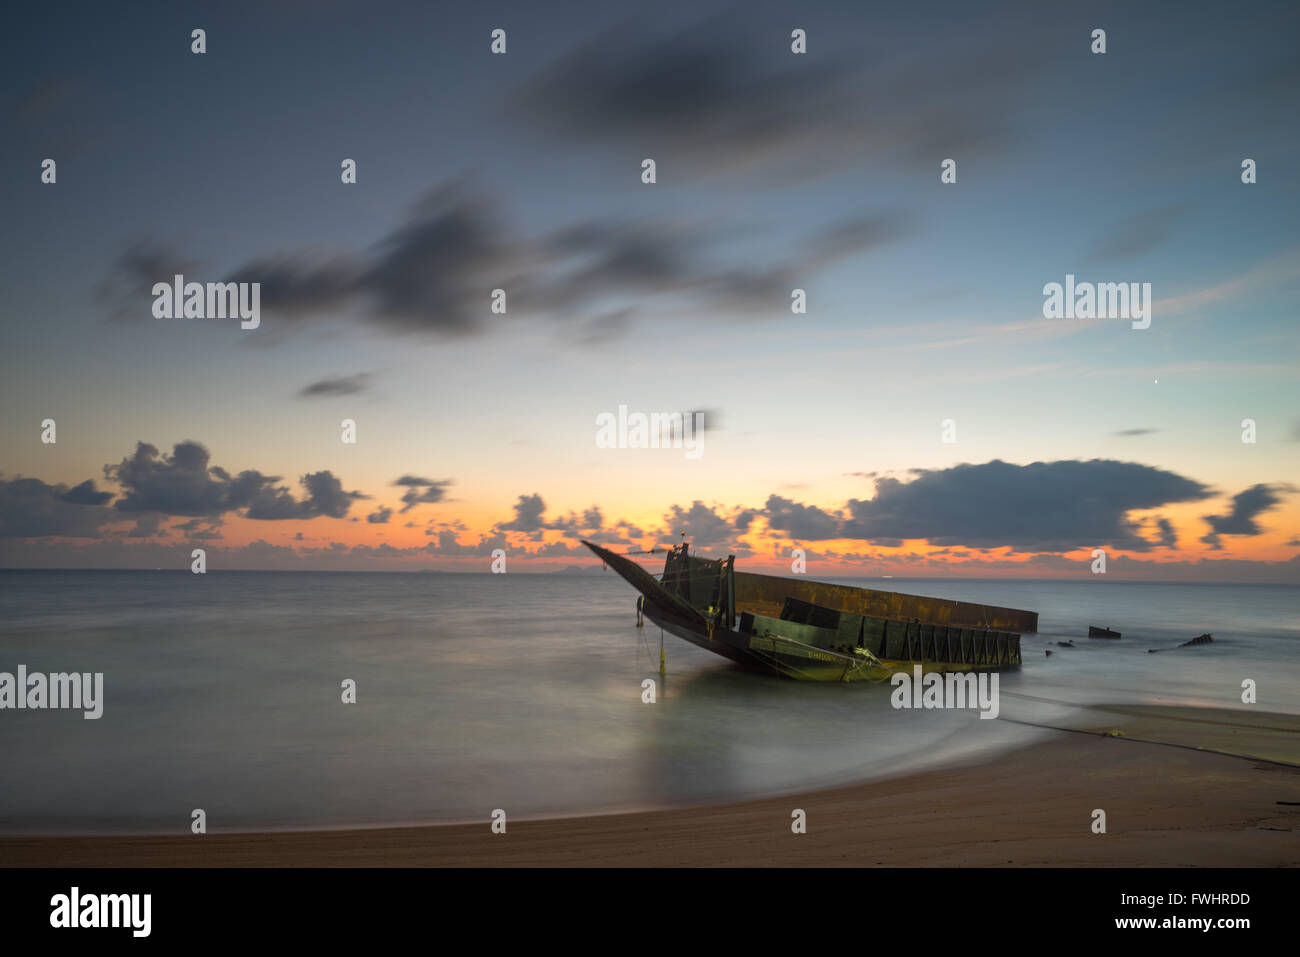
left=583, top=540, right=1036, bottom=682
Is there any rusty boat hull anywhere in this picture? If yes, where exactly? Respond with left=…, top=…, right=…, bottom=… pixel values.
left=583, top=541, right=1034, bottom=682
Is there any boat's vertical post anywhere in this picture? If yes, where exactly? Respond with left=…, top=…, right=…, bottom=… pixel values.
left=725, top=555, right=735, bottom=630
left=659, top=629, right=666, bottom=675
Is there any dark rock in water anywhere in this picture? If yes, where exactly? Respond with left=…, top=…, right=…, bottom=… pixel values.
left=1088, top=626, right=1122, bottom=639
left=1148, top=633, right=1214, bottom=653
left=1045, top=649, right=1053, bottom=657
left=1056, top=641, right=1075, bottom=648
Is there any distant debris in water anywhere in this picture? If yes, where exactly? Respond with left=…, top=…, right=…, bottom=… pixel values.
left=1056, top=641, right=1076, bottom=648
left=1088, top=625, right=1122, bottom=639
left=1045, top=649, right=1053, bottom=657
left=1148, top=633, right=1214, bottom=654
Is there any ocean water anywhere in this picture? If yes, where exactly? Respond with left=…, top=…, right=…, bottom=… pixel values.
left=0, top=570, right=1296, bottom=834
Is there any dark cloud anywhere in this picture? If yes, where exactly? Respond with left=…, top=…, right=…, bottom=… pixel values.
left=1086, top=205, right=1184, bottom=264
left=0, top=477, right=115, bottom=538
left=105, top=441, right=236, bottom=516
left=661, top=501, right=737, bottom=550
left=1201, top=484, right=1290, bottom=549
left=762, top=494, right=841, bottom=540
left=426, top=529, right=504, bottom=557
left=172, top=518, right=224, bottom=541
left=59, top=480, right=113, bottom=505
left=1155, top=517, right=1177, bottom=548
left=527, top=215, right=880, bottom=320
left=126, top=515, right=165, bottom=538
left=842, top=459, right=1214, bottom=552
left=227, top=253, right=356, bottom=318
left=242, top=539, right=297, bottom=559
left=1114, top=428, right=1160, bottom=437
left=351, top=186, right=505, bottom=334
left=546, top=505, right=644, bottom=546
left=243, top=470, right=365, bottom=520
left=396, top=476, right=452, bottom=512
left=298, top=373, right=372, bottom=398
left=119, top=177, right=907, bottom=341
left=549, top=506, right=603, bottom=533
left=529, top=540, right=589, bottom=558
left=367, top=506, right=392, bottom=524
left=104, top=441, right=363, bottom=520
left=498, top=493, right=547, bottom=533
left=514, top=18, right=1043, bottom=179
left=97, top=241, right=198, bottom=321
left=220, top=184, right=508, bottom=336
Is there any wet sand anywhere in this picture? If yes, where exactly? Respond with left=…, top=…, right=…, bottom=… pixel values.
left=2, top=705, right=1296, bottom=867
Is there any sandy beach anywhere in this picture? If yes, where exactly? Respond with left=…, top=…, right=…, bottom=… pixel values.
left=2, top=704, right=1296, bottom=867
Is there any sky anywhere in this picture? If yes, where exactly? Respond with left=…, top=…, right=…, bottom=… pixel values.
left=1, top=0, right=1298, bottom=580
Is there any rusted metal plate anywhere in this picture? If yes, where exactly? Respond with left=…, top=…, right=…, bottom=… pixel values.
left=733, top=571, right=1038, bottom=633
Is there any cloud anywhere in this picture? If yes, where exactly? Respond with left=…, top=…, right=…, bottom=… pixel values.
left=97, top=241, right=198, bottom=321
left=1113, top=428, right=1160, bottom=437
left=367, top=506, right=392, bottom=524
left=395, top=476, right=452, bottom=512
left=498, top=493, right=547, bottom=533
left=514, top=17, right=1043, bottom=179
left=762, top=494, right=841, bottom=540
left=1085, top=205, right=1183, bottom=264
left=0, top=477, right=116, bottom=538
left=57, top=480, right=113, bottom=506
left=171, top=518, right=224, bottom=540
left=243, top=470, right=365, bottom=520
left=426, top=529, right=505, bottom=557
left=119, top=176, right=908, bottom=342
left=242, top=539, right=297, bottom=559
left=298, top=373, right=372, bottom=398
left=1200, top=483, right=1291, bottom=549
left=126, top=515, right=165, bottom=538
left=219, top=184, right=509, bottom=336
left=103, top=440, right=363, bottom=520
left=841, top=459, right=1214, bottom=552
left=104, top=441, right=236, bottom=516
left=545, top=504, right=644, bottom=546
left=661, top=500, right=739, bottom=550
left=527, top=215, right=901, bottom=319
left=1155, top=517, right=1177, bottom=548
